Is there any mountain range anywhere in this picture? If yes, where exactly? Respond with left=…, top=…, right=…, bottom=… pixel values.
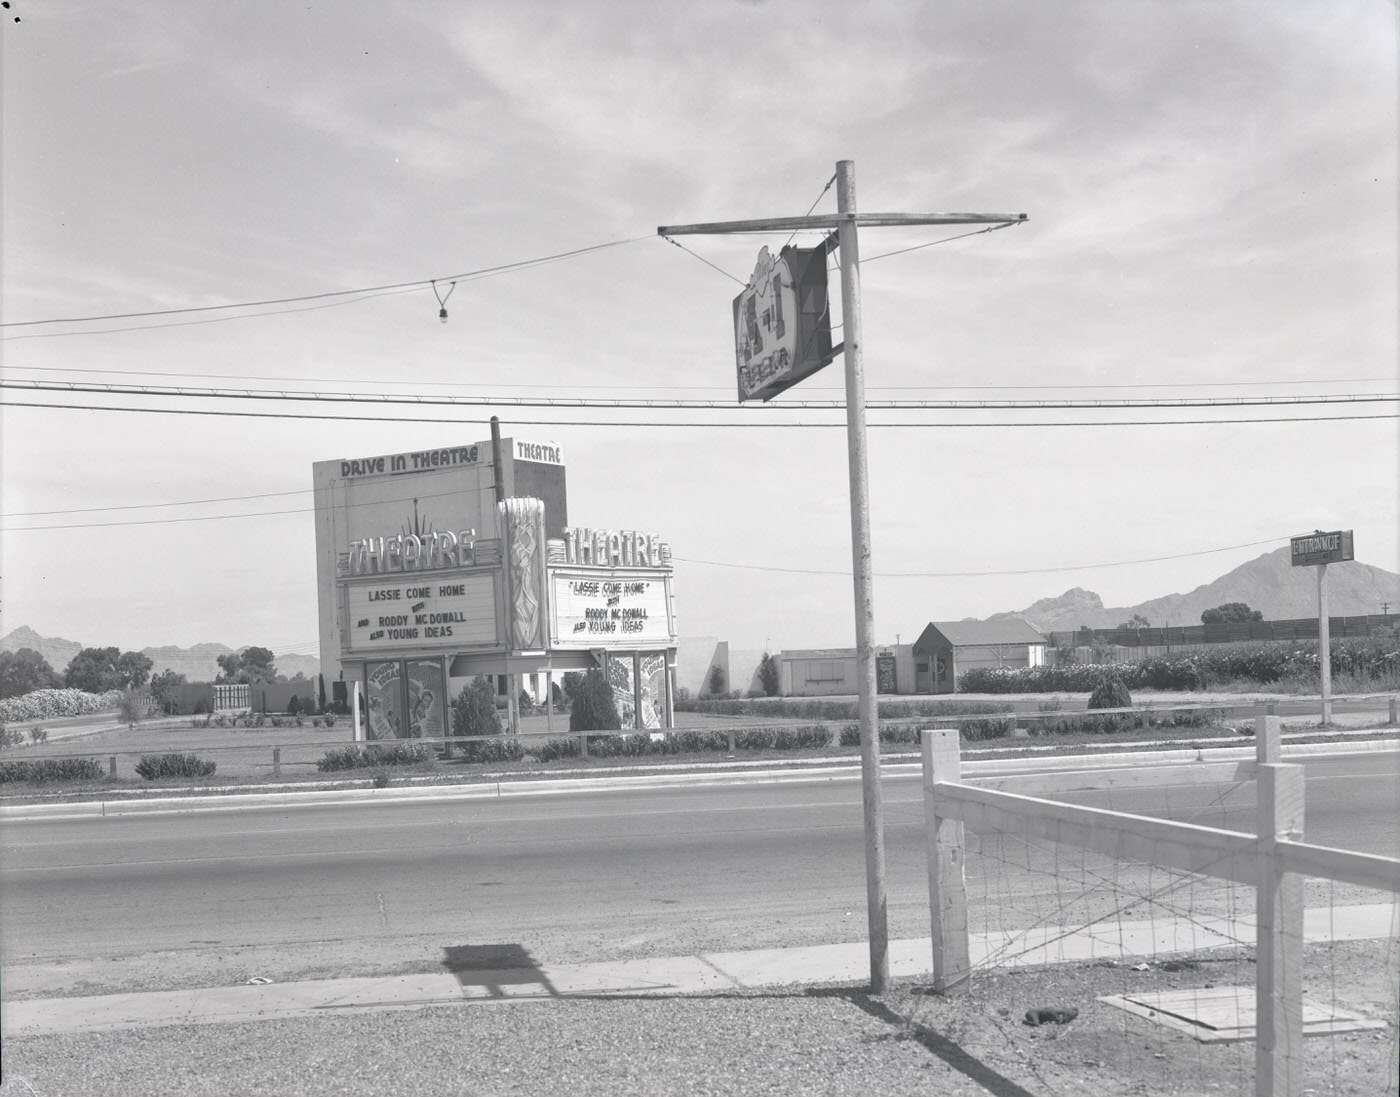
left=986, top=547, right=1398, bottom=633
left=2, top=547, right=1396, bottom=674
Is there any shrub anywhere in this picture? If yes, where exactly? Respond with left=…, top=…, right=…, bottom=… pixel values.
left=0, top=757, right=106, bottom=783
left=517, top=689, right=534, bottom=714
left=0, top=687, right=124, bottom=723
left=536, top=736, right=582, bottom=762
left=453, top=676, right=502, bottom=740
left=757, top=654, right=780, bottom=697
left=134, top=753, right=217, bottom=780
left=460, top=736, right=527, bottom=764
left=287, top=695, right=302, bottom=716
left=316, top=742, right=434, bottom=771
left=29, top=727, right=48, bottom=743
left=1088, top=673, right=1132, bottom=710
left=569, top=670, right=621, bottom=732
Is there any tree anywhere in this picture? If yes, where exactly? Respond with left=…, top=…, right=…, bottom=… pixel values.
left=560, top=671, right=584, bottom=705
left=569, top=669, right=621, bottom=732
left=0, top=648, right=62, bottom=699
left=216, top=646, right=279, bottom=684
left=1201, top=602, right=1263, bottom=626
left=117, top=650, right=153, bottom=689
left=707, top=665, right=726, bottom=697
left=1087, top=671, right=1131, bottom=710
left=63, top=647, right=124, bottom=693
left=149, top=669, right=187, bottom=715
left=757, top=653, right=780, bottom=697
left=452, top=676, right=502, bottom=739
left=1116, top=614, right=1151, bottom=630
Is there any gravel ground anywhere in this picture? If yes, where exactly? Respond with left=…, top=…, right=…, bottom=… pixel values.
left=4, top=943, right=1396, bottom=1097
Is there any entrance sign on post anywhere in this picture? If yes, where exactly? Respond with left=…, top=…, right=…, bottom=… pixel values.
left=1290, top=529, right=1354, bottom=726
left=1289, top=530, right=1353, bottom=568
left=658, top=165, right=1026, bottom=995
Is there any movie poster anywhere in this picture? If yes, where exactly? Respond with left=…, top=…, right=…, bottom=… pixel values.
left=405, top=659, right=446, bottom=739
left=606, top=655, right=637, bottom=730
left=638, top=653, right=665, bottom=730
left=365, top=660, right=405, bottom=740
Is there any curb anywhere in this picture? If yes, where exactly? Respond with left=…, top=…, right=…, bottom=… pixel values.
left=3, top=736, right=1394, bottom=820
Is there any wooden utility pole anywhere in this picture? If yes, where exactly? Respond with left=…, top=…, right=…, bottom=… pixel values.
left=659, top=162, right=1024, bottom=993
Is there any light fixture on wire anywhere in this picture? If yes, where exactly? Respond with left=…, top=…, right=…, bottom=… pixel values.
left=432, top=280, right=456, bottom=324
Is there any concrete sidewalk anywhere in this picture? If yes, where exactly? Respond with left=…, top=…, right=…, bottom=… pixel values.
left=9, top=903, right=1395, bottom=1038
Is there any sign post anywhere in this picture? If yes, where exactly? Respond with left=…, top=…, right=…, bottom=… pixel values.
left=659, top=165, right=1025, bottom=993
left=1289, top=530, right=1354, bottom=726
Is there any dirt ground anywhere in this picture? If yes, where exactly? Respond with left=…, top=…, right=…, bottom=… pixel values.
left=873, top=939, right=1398, bottom=1096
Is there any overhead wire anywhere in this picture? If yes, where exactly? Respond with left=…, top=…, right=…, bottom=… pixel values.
left=0, top=234, right=654, bottom=332
left=2, top=398, right=1394, bottom=428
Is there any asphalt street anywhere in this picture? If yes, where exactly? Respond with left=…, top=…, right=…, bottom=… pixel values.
left=3, top=750, right=1396, bottom=999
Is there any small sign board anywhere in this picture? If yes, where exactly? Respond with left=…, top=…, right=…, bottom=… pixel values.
left=733, top=244, right=834, bottom=402
left=1289, top=529, right=1354, bottom=567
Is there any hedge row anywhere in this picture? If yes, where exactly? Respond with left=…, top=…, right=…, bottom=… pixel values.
left=134, top=753, right=217, bottom=780
left=0, top=757, right=106, bottom=783
left=674, top=698, right=1006, bottom=720
left=0, top=688, right=125, bottom=723
left=960, top=639, right=1400, bottom=693
left=316, top=742, right=434, bottom=771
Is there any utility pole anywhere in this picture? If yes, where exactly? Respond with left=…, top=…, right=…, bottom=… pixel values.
left=659, top=162, right=1025, bottom=993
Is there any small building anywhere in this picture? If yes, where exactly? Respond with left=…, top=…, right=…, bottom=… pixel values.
left=777, top=644, right=917, bottom=697
left=912, top=619, right=1047, bottom=694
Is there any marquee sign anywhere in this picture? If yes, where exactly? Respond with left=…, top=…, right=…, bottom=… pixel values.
left=1290, top=530, right=1354, bottom=567
left=550, top=574, right=674, bottom=648
left=733, top=244, right=834, bottom=402
left=344, top=573, right=498, bottom=652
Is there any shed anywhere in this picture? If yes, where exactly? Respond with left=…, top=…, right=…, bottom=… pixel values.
left=913, top=619, right=1047, bottom=694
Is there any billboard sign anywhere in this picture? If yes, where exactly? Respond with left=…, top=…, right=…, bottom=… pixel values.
left=1290, top=530, right=1354, bottom=568
left=549, top=573, right=674, bottom=648
left=733, top=244, right=833, bottom=402
left=345, top=572, right=498, bottom=652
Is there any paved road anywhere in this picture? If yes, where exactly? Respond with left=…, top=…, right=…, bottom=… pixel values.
left=2, top=751, right=1396, bottom=997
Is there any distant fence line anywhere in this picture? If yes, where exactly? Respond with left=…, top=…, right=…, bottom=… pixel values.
left=1048, top=613, right=1397, bottom=652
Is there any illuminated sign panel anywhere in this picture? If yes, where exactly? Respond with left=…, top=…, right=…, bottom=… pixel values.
left=345, top=573, right=498, bottom=652
left=733, top=244, right=834, bottom=402
left=1290, top=530, right=1354, bottom=567
left=550, top=574, right=674, bottom=649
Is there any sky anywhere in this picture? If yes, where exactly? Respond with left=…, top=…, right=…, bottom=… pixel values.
left=1, top=0, right=1396, bottom=662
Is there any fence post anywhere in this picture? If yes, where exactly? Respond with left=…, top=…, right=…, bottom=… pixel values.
left=1255, top=754, right=1305, bottom=1097
left=272, top=747, right=281, bottom=779
left=580, top=733, right=588, bottom=760
left=1390, top=695, right=1398, bottom=726
left=109, top=756, right=117, bottom=778
left=922, top=728, right=970, bottom=995
left=1255, top=713, right=1281, bottom=761
left=727, top=728, right=736, bottom=755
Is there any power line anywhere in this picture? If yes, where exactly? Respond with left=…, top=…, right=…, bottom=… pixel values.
left=674, top=536, right=1291, bottom=578
left=3, top=398, right=1395, bottom=428
left=4, top=378, right=1392, bottom=411
left=0, top=235, right=653, bottom=330
left=10, top=363, right=1387, bottom=392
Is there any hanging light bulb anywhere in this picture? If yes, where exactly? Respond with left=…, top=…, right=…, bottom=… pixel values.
left=432, top=280, right=456, bottom=325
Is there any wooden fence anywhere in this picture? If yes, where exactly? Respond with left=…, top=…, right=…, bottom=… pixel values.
left=921, top=718, right=1400, bottom=1097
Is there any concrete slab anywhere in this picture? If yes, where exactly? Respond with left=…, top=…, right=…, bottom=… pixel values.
left=7, top=903, right=1394, bottom=1037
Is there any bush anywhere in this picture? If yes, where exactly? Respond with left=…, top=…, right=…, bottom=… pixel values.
left=134, top=753, right=217, bottom=780
left=0, top=687, right=124, bottom=723
left=460, top=736, right=527, bottom=764
left=453, top=676, right=502, bottom=740
left=316, top=742, right=434, bottom=772
left=569, top=669, right=621, bottom=732
left=0, top=757, right=106, bottom=783
left=1088, top=673, right=1132, bottom=710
